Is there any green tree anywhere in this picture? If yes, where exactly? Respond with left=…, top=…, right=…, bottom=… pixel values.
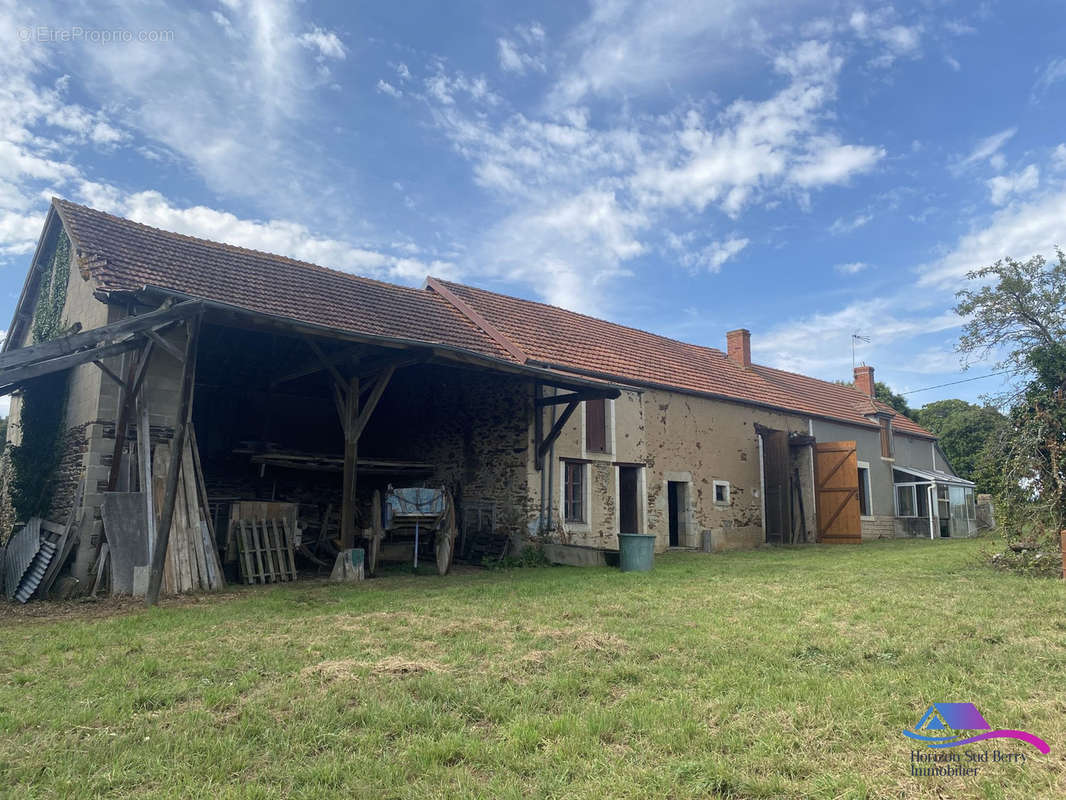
left=835, top=379, right=915, bottom=419
left=955, top=251, right=1066, bottom=551
left=914, top=399, right=1004, bottom=490
left=955, top=250, right=1066, bottom=373
left=874, top=381, right=914, bottom=419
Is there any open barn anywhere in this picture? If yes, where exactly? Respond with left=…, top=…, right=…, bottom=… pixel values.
left=0, top=199, right=619, bottom=601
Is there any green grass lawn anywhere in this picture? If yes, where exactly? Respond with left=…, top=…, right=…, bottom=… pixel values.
left=1, top=538, right=1064, bottom=799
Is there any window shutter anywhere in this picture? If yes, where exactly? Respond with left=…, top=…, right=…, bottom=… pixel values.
left=586, top=398, right=607, bottom=452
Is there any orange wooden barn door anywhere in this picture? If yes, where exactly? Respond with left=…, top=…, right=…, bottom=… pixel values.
left=814, top=441, right=862, bottom=544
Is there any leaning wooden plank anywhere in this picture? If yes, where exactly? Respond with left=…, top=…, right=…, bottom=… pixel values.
left=90, top=543, right=110, bottom=598
left=245, top=519, right=265, bottom=584
left=189, top=429, right=216, bottom=545
left=281, top=518, right=297, bottom=580
left=257, top=519, right=273, bottom=583
left=272, top=519, right=289, bottom=581
left=275, top=518, right=295, bottom=581
left=153, top=443, right=177, bottom=595
left=266, top=518, right=282, bottom=582
left=234, top=520, right=250, bottom=584
left=199, top=519, right=219, bottom=590
left=263, top=519, right=280, bottom=581
left=179, top=439, right=205, bottom=589
left=273, top=519, right=288, bottom=581
left=258, top=519, right=276, bottom=583
left=274, top=519, right=292, bottom=581
left=172, top=473, right=192, bottom=593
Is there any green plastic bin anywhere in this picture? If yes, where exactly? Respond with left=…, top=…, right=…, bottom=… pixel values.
left=617, top=533, right=655, bottom=572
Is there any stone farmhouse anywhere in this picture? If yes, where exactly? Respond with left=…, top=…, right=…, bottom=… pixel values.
left=0, top=199, right=977, bottom=592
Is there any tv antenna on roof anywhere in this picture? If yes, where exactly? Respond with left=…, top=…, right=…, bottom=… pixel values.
left=852, top=333, right=871, bottom=370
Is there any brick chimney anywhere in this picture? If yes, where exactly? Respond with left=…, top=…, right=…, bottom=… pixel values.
left=854, top=365, right=875, bottom=397
left=726, top=328, right=751, bottom=368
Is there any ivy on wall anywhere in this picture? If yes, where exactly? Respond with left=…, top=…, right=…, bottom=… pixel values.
left=10, top=229, right=72, bottom=520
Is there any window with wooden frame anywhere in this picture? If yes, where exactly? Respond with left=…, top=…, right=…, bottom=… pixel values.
left=585, top=397, right=607, bottom=453
left=564, top=461, right=586, bottom=523
left=879, top=417, right=894, bottom=459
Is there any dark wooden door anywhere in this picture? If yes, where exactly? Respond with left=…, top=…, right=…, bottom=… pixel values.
left=814, top=441, right=862, bottom=544
left=619, top=466, right=639, bottom=534
left=667, top=482, right=679, bottom=546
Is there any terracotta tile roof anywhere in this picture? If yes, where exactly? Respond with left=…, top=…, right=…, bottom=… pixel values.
left=51, top=198, right=514, bottom=362
left=50, top=198, right=936, bottom=439
left=432, top=278, right=937, bottom=439
left=432, top=279, right=809, bottom=410
left=750, top=364, right=936, bottom=439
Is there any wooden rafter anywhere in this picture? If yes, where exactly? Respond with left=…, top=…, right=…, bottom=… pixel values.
left=303, top=335, right=350, bottom=395
left=0, top=304, right=197, bottom=396
left=144, top=328, right=184, bottom=362
left=270, top=343, right=361, bottom=387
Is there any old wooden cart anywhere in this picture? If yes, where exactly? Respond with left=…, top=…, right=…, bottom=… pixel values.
left=365, top=486, right=457, bottom=575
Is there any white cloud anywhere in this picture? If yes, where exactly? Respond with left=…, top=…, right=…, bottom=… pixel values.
left=849, top=8, right=923, bottom=68
left=376, top=80, right=403, bottom=98
left=944, top=55, right=961, bottom=72
left=986, top=164, right=1039, bottom=205
left=789, top=140, right=884, bottom=188
left=414, top=35, right=885, bottom=311
left=297, top=26, right=347, bottom=61
left=700, top=237, right=749, bottom=272
left=835, top=261, right=868, bottom=274
left=1051, top=143, right=1066, bottom=171
left=829, top=213, right=873, bottom=235
left=955, top=127, right=1016, bottom=172
left=550, top=0, right=821, bottom=105
left=11, top=0, right=355, bottom=217
left=1032, top=57, right=1066, bottom=101
left=753, top=296, right=961, bottom=377
left=919, top=186, right=1066, bottom=287
left=497, top=27, right=546, bottom=75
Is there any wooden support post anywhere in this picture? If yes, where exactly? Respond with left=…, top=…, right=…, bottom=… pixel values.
left=340, top=375, right=359, bottom=549
left=350, top=365, right=395, bottom=442
left=138, top=393, right=156, bottom=564
left=146, top=315, right=202, bottom=606
left=534, top=383, right=544, bottom=471
left=537, top=399, right=581, bottom=462
left=106, top=350, right=140, bottom=492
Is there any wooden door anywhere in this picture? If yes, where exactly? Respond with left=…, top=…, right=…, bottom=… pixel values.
left=814, top=441, right=862, bottom=544
left=619, top=467, right=640, bottom=534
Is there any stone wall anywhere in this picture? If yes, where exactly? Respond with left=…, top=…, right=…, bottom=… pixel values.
left=366, top=366, right=534, bottom=537
left=860, top=515, right=896, bottom=540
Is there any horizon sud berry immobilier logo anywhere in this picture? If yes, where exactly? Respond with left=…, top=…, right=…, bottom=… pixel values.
left=903, top=702, right=1049, bottom=777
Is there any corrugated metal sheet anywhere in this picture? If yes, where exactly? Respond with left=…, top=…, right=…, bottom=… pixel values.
left=4, top=519, right=41, bottom=601
left=14, top=540, right=57, bottom=603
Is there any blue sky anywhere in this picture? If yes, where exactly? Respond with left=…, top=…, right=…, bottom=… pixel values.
left=2, top=0, right=1065, bottom=415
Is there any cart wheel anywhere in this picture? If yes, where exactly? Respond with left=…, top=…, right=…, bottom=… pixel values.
left=435, top=499, right=457, bottom=576
left=369, top=489, right=383, bottom=576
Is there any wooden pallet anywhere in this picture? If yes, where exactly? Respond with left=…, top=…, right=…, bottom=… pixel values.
left=233, top=514, right=298, bottom=584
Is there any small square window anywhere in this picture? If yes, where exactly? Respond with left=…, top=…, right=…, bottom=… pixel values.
left=713, top=480, right=730, bottom=505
